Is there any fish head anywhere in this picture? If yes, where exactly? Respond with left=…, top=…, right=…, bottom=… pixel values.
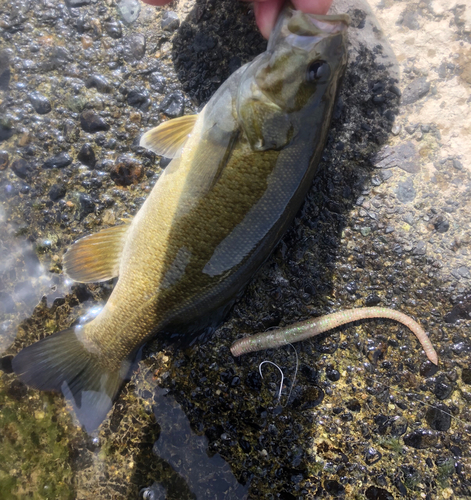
left=237, top=7, right=349, bottom=151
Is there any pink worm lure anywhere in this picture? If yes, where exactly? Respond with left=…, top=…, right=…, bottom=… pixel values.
left=230, top=307, right=438, bottom=365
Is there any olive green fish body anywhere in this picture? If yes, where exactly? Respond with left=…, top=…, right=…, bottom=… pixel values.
left=12, top=7, right=349, bottom=431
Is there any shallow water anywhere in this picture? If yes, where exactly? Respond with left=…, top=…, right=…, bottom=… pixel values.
left=1, top=0, right=470, bottom=498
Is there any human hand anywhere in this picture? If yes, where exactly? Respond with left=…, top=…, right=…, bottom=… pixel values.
left=140, top=0, right=333, bottom=39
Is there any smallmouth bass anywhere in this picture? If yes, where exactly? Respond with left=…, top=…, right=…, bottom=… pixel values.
left=12, top=7, right=349, bottom=431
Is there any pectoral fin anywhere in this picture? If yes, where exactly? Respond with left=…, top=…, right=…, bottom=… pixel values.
left=140, top=114, right=198, bottom=158
left=63, top=223, right=130, bottom=283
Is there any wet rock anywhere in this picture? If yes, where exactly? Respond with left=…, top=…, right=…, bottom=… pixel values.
left=85, top=74, right=112, bottom=93
left=0, top=49, right=11, bottom=91
left=365, top=486, right=394, bottom=500
left=77, top=143, right=96, bottom=168
left=434, top=379, right=454, bottom=400
left=104, top=19, right=122, bottom=39
left=0, top=150, right=9, bottom=170
left=110, top=155, right=143, bottom=186
left=48, top=183, right=67, bottom=201
left=161, top=11, right=179, bottom=31
left=80, top=109, right=109, bottom=132
left=49, top=46, right=73, bottom=69
left=149, top=73, right=166, bottom=93
left=79, top=193, right=95, bottom=215
left=324, top=480, right=345, bottom=497
left=28, top=91, right=52, bottom=114
left=425, top=403, right=452, bottom=431
left=326, top=366, right=340, bottom=381
left=117, top=0, right=140, bottom=24
left=65, top=0, right=91, bottom=8
left=11, top=158, right=32, bottom=179
left=420, top=360, right=438, bottom=377
left=159, top=91, right=184, bottom=118
left=245, top=371, right=262, bottom=391
left=127, top=88, right=151, bottom=111
left=402, top=77, right=431, bottom=105
left=463, top=368, right=471, bottom=385
left=403, top=429, right=438, bottom=449
left=365, top=294, right=381, bottom=306
left=0, top=117, right=14, bottom=142
left=364, top=447, right=382, bottom=465
left=123, top=34, right=146, bottom=62
left=43, top=152, right=72, bottom=169
left=238, top=438, right=251, bottom=453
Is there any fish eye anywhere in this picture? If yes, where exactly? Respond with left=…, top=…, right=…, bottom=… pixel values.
left=306, top=61, right=330, bottom=83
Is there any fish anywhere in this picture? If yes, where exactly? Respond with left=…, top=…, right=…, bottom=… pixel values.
left=12, top=6, right=349, bottom=432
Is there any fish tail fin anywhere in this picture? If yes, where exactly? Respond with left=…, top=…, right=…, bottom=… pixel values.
left=12, top=327, right=126, bottom=432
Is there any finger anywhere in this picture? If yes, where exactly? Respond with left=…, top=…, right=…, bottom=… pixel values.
left=254, top=0, right=285, bottom=39
left=291, top=0, right=333, bottom=15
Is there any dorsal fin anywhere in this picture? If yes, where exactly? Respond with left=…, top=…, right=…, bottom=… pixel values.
left=140, top=115, right=198, bottom=158
left=63, top=223, right=130, bottom=283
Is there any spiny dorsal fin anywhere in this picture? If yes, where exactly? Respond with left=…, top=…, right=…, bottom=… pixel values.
left=63, top=223, right=130, bottom=283
left=139, top=114, right=198, bottom=158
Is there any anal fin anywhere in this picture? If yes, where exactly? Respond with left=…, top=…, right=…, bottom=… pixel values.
left=63, top=223, right=130, bottom=283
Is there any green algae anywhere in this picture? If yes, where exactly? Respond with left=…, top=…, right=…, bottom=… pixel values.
left=0, top=376, right=76, bottom=499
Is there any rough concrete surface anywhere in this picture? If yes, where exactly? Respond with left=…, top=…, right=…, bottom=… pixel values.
left=0, top=0, right=470, bottom=499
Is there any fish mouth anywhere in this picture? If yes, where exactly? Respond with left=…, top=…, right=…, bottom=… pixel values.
left=287, top=11, right=350, bottom=37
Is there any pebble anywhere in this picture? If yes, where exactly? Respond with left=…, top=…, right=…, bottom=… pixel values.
left=0, top=150, right=9, bottom=170
left=402, top=77, right=431, bottom=105
left=104, top=20, right=123, bottom=39
left=395, top=178, right=416, bottom=203
left=365, top=486, right=394, bottom=500
left=452, top=158, right=463, bottom=171
left=43, top=152, right=72, bottom=169
left=403, top=429, right=438, bottom=449
left=28, top=91, right=52, bottom=114
left=80, top=109, right=109, bottom=132
left=364, top=447, right=382, bottom=465
left=77, top=143, right=96, bottom=168
left=79, top=193, right=95, bottom=215
left=65, top=0, right=91, bottom=6
left=391, top=124, right=401, bottom=135
left=123, top=34, right=146, bottom=62
left=127, top=89, right=151, bottom=111
left=159, top=91, right=184, bottom=118
left=0, top=49, right=10, bottom=91
left=48, top=183, right=67, bottom=201
left=425, top=403, right=451, bottom=431
left=161, top=11, right=180, bottom=31
left=434, top=218, right=449, bottom=233
left=434, top=379, right=454, bottom=400
left=117, top=0, right=141, bottom=24
left=11, top=158, right=32, bottom=179
left=85, top=74, right=112, bottom=93
left=149, top=73, right=166, bottom=93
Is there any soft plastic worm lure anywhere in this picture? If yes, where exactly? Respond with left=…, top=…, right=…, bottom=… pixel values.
left=230, top=307, right=438, bottom=365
